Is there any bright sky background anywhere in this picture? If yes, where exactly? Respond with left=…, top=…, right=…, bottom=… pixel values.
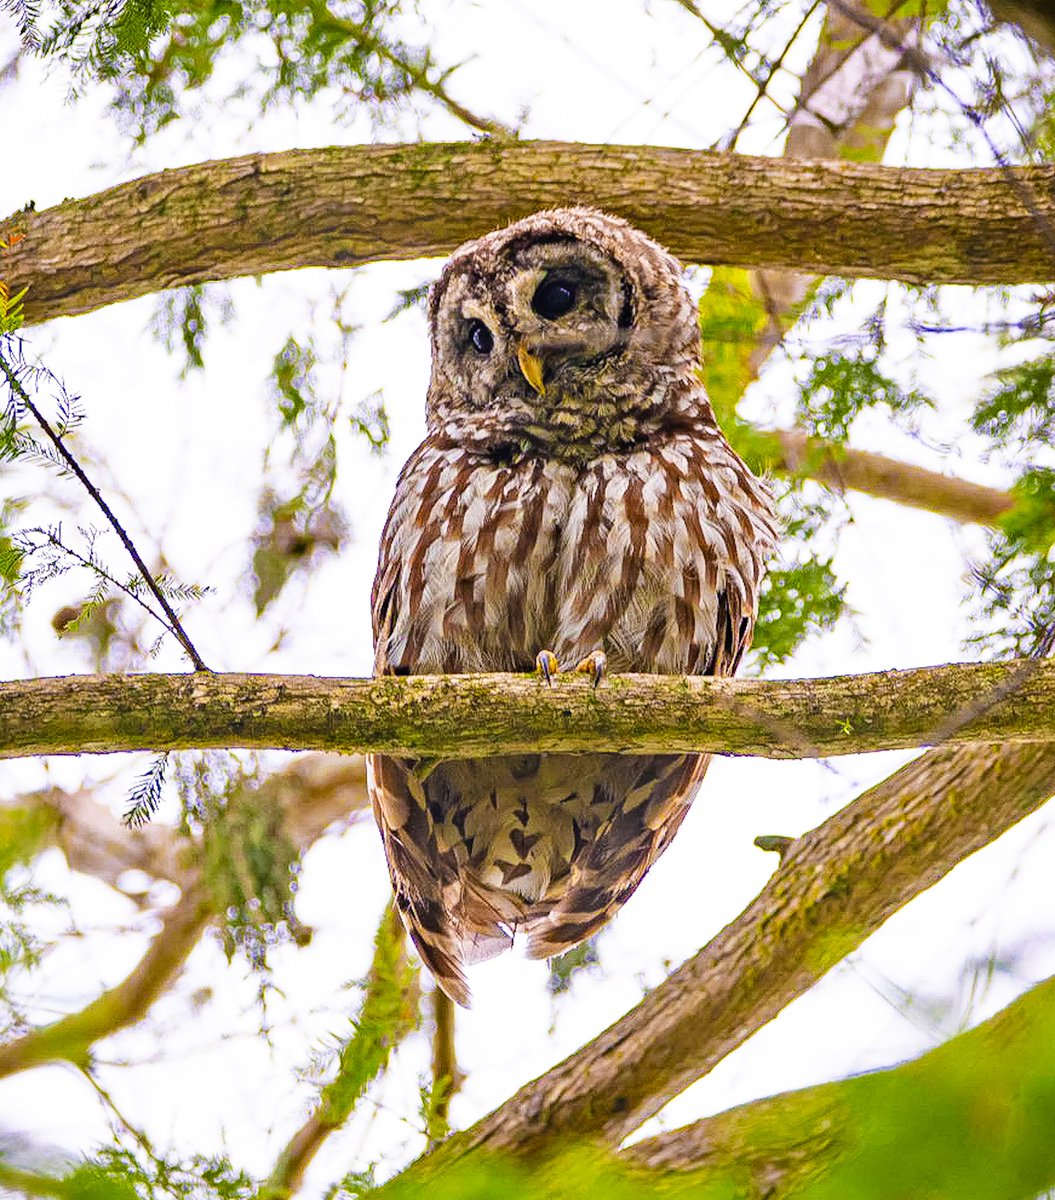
left=2, top=1, right=1054, bottom=1193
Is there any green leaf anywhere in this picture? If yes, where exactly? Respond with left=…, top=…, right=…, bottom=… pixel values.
left=752, top=559, right=847, bottom=669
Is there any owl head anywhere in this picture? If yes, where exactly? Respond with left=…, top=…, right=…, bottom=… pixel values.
left=426, top=208, right=703, bottom=457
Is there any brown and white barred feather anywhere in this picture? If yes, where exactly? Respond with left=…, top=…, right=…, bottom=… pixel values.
left=368, top=208, right=777, bottom=1005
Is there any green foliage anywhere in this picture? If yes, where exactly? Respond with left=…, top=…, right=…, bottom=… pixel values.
left=317, top=905, right=419, bottom=1130
left=123, top=753, right=170, bottom=827
left=349, top=392, right=390, bottom=455
left=0, top=1145, right=258, bottom=1200
left=753, top=559, right=847, bottom=670
left=250, top=484, right=348, bottom=615
left=972, top=349, right=1055, bottom=451
left=150, top=284, right=233, bottom=376
left=0, top=806, right=66, bottom=1036
left=0, top=234, right=27, bottom=336
left=546, top=936, right=601, bottom=996
left=751, top=486, right=849, bottom=669
left=250, top=331, right=354, bottom=615
left=698, top=274, right=853, bottom=667
left=188, top=756, right=309, bottom=970
left=796, top=347, right=931, bottom=444
left=388, top=1148, right=737, bottom=1200
left=98, top=0, right=484, bottom=141
left=272, top=335, right=318, bottom=429
left=970, top=468, right=1055, bottom=658
left=698, top=268, right=768, bottom=420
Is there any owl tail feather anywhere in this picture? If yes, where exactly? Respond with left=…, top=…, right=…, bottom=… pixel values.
left=400, top=900, right=472, bottom=1007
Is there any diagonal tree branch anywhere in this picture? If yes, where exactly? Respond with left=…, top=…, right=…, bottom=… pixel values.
left=0, top=879, right=212, bottom=1079
left=6, top=143, right=1055, bottom=329
left=3, top=662, right=1055, bottom=762
left=418, top=738, right=1055, bottom=1167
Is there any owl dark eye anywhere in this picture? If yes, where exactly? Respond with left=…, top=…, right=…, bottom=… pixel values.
left=468, top=319, right=494, bottom=355
left=532, top=278, right=577, bottom=320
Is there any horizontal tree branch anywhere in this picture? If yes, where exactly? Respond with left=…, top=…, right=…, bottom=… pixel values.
left=624, top=971, right=1055, bottom=1197
left=2, top=661, right=1055, bottom=763
left=6, top=143, right=1055, bottom=327
left=421, top=736, right=1055, bottom=1166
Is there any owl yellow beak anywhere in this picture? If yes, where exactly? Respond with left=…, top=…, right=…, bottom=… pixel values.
left=517, top=345, right=546, bottom=397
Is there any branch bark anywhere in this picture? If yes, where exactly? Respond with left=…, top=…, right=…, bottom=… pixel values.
left=769, top=428, right=1015, bottom=525
left=421, top=737, right=1055, bottom=1166
left=2, top=662, right=1055, bottom=762
left=6, top=143, right=1055, bottom=327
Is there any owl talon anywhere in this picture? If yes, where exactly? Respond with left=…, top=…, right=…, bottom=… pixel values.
left=574, top=650, right=607, bottom=689
left=536, top=650, right=560, bottom=687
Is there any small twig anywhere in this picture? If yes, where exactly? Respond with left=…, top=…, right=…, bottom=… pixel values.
left=314, top=1, right=513, bottom=137
left=30, top=526, right=184, bottom=649
left=0, top=341, right=209, bottom=670
left=80, top=1064, right=156, bottom=1157
left=727, top=1, right=824, bottom=149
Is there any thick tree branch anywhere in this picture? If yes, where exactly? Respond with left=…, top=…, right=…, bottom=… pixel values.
left=624, top=972, right=1055, bottom=1197
left=421, top=738, right=1055, bottom=1166
left=6, top=143, right=1055, bottom=327
left=2, top=661, right=1055, bottom=762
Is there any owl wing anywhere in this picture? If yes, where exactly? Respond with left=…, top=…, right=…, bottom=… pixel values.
left=368, top=441, right=516, bottom=1005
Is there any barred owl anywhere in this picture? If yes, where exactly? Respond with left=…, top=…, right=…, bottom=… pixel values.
left=368, top=208, right=776, bottom=1005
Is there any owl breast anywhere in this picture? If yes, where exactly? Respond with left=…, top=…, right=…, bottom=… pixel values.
left=373, top=423, right=769, bottom=678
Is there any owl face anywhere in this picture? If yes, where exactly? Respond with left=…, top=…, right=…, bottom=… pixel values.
left=426, top=208, right=701, bottom=457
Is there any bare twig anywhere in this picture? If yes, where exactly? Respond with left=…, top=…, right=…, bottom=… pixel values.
left=0, top=343, right=209, bottom=671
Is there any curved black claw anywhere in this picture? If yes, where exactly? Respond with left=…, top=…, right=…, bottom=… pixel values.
left=536, top=649, right=559, bottom=688
left=574, top=649, right=607, bottom=689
